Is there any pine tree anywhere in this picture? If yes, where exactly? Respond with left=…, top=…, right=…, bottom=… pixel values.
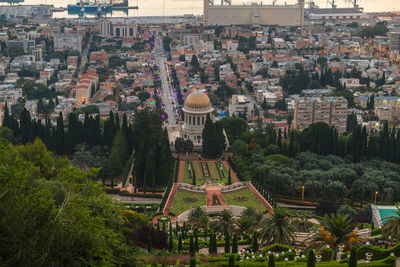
left=224, top=233, right=230, bottom=253
left=349, top=247, right=357, bottom=267
left=307, top=250, right=315, bottom=267
left=178, top=234, right=183, bottom=252
left=189, top=235, right=195, bottom=256
left=268, top=254, right=275, bottom=267
left=232, top=234, right=238, bottom=254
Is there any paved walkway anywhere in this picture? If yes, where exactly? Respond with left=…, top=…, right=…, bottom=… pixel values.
left=246, top=183, right=274, bottom=213
left=222, top=161, right=239, bottom=183
left=206, top=184, right=228, bottom=207
left=178, top=160, right=185, bottom=183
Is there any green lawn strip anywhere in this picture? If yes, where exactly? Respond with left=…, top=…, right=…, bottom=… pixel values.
left=169, top=190, right=206, bottom=215
left=182, top=161, right=192, bottom=184
left=196, top=161, right=204, bottom=178
left=222, top=188, right=266, bottom=213
left=214, top=161, right=222, bottom=179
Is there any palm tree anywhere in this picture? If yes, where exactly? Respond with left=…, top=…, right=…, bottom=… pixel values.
left=306, top=213, right=359, bottom=259
left=382, top=206, right=400, bottom=242
left=236, top=216, right=253, bottom=234
left=236, top=207, right=262, bottom=234
left=259, top=207, right=296, bottom=245
left=210, top=209, right=235, bottom=234
left=188, top=207, right=208, bottom=228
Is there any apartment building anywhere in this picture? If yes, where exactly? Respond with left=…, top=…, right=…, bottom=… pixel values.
left=229, top=94, right=254, bottom=119
left=54, top=34, right=82, bottom=53
left=294, top=96, right=348, bottom=133
left=100, top=20, right=137, bottom=38
left=389, top=32, right=400, bottom=52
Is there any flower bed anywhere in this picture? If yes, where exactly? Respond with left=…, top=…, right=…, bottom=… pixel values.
left=201, top=162, right=211, bottom=177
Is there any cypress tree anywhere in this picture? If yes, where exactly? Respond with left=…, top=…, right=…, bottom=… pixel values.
left=349, top=247, right=357, bottom=267
left=232, top=234, right=238, bottom=254
left=115, top=113, right=120, bottom=131
left=20, top=108, right=32, bottom=144
left=252, top=232, right=258, bottom=252
left=178, top=234, right=183, bottom=252
left=227, top=168, right=232, bottom=185
left=168, top=234, right=174, bottom=251
left=268, top=254, right=275, bottom=267
left=189, top=258, right=196, bottom=267
left=147, top=236, right=152, bottom=252
left=289, top=130, right=295, bottom=157
left=2, top=102, right=9, bottom=128
left=224, top=233, right=230, bottom=253
left=194, top=229, right=199, bottom=252
left=208, top=232, right=214, bottom=254
left=228, top=255, right=234, bottom=267
left=162, top=222, right=166, bottom=231
left=307, top=250, right=315, bottom=267
left=189, top=236, right=195, bottom=256
left=277, top=128, right=282, bottom=152
left=55, top=112, right=65, bottom=154
left=213, top=232, right=217, bottom=254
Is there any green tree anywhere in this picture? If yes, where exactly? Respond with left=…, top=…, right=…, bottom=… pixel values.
left=307, top=250, right=315, bottom=267
left=382, top=206, right=400, bottom=240
left=346, top=113, right=358, bottom=132
left=306, top=213, right=359, bottom=258
left=232, top=234, right=238, bottom=253
left=178, top=234, right=183, bottom=251
left=189, top=235, right=195, bottom=256
left=210, top=209, right=235, bottom=234
left=252, top=232, right=259, bottom=252
left=188, top=207, right=207, bottom=227
left=228, top=255, right=234, bottom=267
left=259, top=207, right=296, bottom=245
left=348, top=247, right=357, bottom=267
left=268, top=254, right=275, bottom=267
left=224, top=233, right=230, bottom=253
left=147, top=236, right=152, bottom=252
left=106, top=131, right=129, bottom=187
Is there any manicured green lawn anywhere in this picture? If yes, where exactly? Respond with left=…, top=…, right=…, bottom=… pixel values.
left=181, top=161, right=233, bottom=186
left=169, top=190, right=206, bottom=215
left=223, top=188, right=266, bottom=213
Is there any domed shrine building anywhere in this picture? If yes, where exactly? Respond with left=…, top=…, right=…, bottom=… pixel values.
left=180, top=90, right=213, bottom=146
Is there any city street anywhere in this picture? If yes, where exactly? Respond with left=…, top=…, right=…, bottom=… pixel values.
left=155, top=37, right=178, bottom=128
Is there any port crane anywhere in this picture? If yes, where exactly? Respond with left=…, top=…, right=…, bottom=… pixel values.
left=326, top=0, right=336, bottom=8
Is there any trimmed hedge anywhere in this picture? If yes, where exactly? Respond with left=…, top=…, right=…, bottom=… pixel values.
left=356, top=243, right=400, bottom=261
left=118, top=191, right=163, bottom=198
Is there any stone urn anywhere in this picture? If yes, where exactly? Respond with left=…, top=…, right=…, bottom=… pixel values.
left=316, top=254, right=322, bottom=262
left=366, top=252, right=373, bottom=262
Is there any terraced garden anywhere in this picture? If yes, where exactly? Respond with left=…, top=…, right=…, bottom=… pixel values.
left=222, top=188, right=267, bottom=213
left=182, top=160, right=230, bottom=186
left=168, top=189, right=206, bottom=215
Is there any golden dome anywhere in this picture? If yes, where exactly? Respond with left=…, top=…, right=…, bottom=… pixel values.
left=184, top=90, right=211, bottom=109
